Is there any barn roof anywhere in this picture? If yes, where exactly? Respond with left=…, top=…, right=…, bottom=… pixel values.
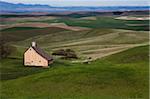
left=32, top=46, right=53, bottom=61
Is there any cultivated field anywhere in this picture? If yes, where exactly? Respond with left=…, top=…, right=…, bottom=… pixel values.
left=0, top=13, right=149, bottom=99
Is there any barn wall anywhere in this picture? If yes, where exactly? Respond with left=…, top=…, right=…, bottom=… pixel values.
left=24, top=47, right=48, bottom=67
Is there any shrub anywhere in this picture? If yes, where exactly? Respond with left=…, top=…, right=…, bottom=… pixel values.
left=0, top=39, right=16, bottom=59
left=52, top=49, right=78, bottom=59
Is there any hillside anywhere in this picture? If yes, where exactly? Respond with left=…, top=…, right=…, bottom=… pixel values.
left=1, top=15, right=149, bottom=62
left=1, top=45, right=149, bottom=99
left=10, top=28, right=149, bottom=60
left=1, top=24, right=149, bottom=60
left=0, top=27, right=70, bottom=42
left=0, top=13, right=149, bottom=99
left=1, top=16, right=149, bottom=31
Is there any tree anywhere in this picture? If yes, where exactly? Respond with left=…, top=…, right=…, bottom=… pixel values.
left=0, top=38, right=16, bottom=59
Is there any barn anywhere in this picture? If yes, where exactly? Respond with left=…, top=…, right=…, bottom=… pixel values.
left=24, top=42, right=53, bottom=67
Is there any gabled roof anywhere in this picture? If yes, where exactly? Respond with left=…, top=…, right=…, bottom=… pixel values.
left=32, top=46, right=53, bottom=61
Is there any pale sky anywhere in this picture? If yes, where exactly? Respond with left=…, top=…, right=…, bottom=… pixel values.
left=1, top=0, right=149, bottom=6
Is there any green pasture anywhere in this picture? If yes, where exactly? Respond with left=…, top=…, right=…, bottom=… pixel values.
left=0, top=45, right=149, bottom=99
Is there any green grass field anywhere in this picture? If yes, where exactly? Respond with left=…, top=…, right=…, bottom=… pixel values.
left=1, top=45, right=149, bottom=99
left=0, top=15, right=149, bottom=99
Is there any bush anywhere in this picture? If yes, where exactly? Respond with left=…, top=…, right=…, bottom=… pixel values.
left=52, top=49, right=78, bottom=59
left=0, top=39, right=16, bottom=59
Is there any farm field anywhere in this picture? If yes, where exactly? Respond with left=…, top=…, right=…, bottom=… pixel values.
left=1, top=45, right=149, bottom=99
left=1, top=15, right=149, bottom=31
left=0, top=13, right=149, bottom=99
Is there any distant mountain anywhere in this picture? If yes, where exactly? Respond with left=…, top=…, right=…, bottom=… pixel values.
left=0, top=1, right=149, bottom=13
left=0, top=1, right=50, bottom=8
left=0, top=1, right=53, bottom=12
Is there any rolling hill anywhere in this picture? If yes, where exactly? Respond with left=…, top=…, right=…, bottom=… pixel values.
left=1, top=27, right=70, bottom=42
left=1, top=45, right=149, bottom=99
left=7, top=28, right=148, bottom=60
left=1, top=16, right=149, bottom=31
left=1, top=24, right=149, bottom=60
left=0, top=12, right=149, bottom=99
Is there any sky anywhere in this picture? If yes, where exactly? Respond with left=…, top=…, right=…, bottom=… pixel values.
left=1, top=0, right=149, bottom=7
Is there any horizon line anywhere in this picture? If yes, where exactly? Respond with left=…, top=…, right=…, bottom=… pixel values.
left=1, top=0, right=150, bottom=7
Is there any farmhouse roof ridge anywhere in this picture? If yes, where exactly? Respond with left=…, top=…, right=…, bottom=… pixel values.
left=32, top=45, right=53, bottom=61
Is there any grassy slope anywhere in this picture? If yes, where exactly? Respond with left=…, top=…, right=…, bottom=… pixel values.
left=4, top=27, right=148, bottom=60
left=0, top=58, right=49, bottom=80
left=13, top=28, right=148, bottom=59
left=0, top=15, right=149, bottom=99
left=15, top=28, right=148, bottom=47
left=0, top=27, right=70, bottom=42
left=1, top=45, right=149, bottom=99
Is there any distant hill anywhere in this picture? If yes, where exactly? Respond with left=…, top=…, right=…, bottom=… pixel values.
left=0, top=1, right=53, bottom=13
left=0, top=1, right=149, bottom=13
